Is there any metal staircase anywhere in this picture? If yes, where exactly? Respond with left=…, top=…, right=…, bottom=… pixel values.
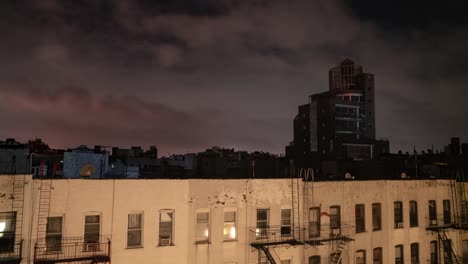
left=36, top=161, right=52, bottom=241
left=259, top=247, right=276, bottom=264
left=438, top=229, right=459, bottom=264
left=330, top=239, right=347, bottom=264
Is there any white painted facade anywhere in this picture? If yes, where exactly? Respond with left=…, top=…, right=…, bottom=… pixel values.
left=0, top=175, right=466, bottom=263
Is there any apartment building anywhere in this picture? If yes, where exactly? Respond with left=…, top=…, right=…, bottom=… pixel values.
left=0, top=174, right=466, bottom=264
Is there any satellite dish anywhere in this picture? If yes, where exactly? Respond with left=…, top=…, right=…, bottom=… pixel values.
left=345, top=172, right=352, bottom=179
left=400, top=172, right=407, bottom=179
left=80, top=164, right=96, bottom=177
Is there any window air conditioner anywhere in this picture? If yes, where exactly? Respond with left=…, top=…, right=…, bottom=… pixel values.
left=160, top=238, right=172, bottom=246
left=430, top=219, right=438, bottom=226
left=84, top=243, right=99, bottom=251
left=396, top=222, right=404, bottom=228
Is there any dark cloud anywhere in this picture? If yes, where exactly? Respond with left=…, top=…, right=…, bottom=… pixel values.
left=0, top=0, right=467, bottom=154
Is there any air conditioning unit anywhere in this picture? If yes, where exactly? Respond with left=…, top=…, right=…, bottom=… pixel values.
left=430, top=219, right=438, bottom=226
left=160, top=238, right=172, bottom=246
left=84, top=243, right=99, bottom=251
left=332, top=228, right=341, bottom=235
left=396, top=222, right=404, bottom=228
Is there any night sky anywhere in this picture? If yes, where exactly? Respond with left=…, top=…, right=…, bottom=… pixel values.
left=1, top=0, right=467, bottom=155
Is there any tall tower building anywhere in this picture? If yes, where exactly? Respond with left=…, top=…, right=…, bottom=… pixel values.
left=292, top=59, right=382, bottom=161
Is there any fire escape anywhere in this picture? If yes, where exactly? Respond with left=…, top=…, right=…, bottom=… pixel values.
left=0, top=161, right=25, bottom=264
left=249, top=167, right=354, bottom=264
left=32, top=158, right=111, bottom=264
left=425, top=169, right=467, bottom=264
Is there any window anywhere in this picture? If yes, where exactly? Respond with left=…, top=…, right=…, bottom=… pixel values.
left=127, top=213, right=142, bottom=247
left=394, top=201, right=403, bottom=228
left=159, top=210, right=174, bottom=246
left=84, top=215, right=100, bottom=249
left=0, top=212, right=16, bottom=253
left=463, top=240, right=468, bottom=264
left=309, top=255, right=321, bottom=264
left=443, top=200, right=451, bottom=225
left=46, top=216, right=63, bottom=252
left=395, top=245, right=404, bottom=264
left=429, top=200, right=437, bottom=225
left=411, top=243, right=419, bottom=264
left=462, top=201, right=468, bottom=225
left=372, top=203, right=381, bottom=231
left=443, top=239, right=452, bottom=264
left=409, top=201, right=418, bottom=227
left=355, top=204, right=365, bottom=232
left=309, top=207, right=320, bottom=238
left=256, top=209, right=269, bottom=238
left=373, top=247, right=382, bottom=264
left=356, top=250, right=366, bottom=264
left=330, top=206, right=341, bottom=231
left=430, top=241, right=438, bottom=264
left=196, top=212, right=209, bottom=242
left=223, top=211, right=236, bottom=241
left=281, top=209, right=291, bottom=237
left=281, top=260, right=291, bottom=264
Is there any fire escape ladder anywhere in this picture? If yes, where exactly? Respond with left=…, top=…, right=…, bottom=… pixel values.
left=291, top=173, right=301, bottom=241
left=330, top=239, right=347, bottom=264
left=12, top=174, right=25, bottom=245
left=259, top=246, right=277, bottom=264
left=36, top=175, right=52, bottom=241
left=438, top=229, right=459, bottom=264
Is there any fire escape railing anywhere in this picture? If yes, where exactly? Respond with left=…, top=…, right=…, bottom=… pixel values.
left=33, top=236, right=111, bottom=264
left=0, top=241, right=22, bottom=264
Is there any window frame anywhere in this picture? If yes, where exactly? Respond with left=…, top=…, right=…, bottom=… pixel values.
left=394, top=201, right=403, bottom=228
left=373, top=247, right=382, bottom=264
left=356, top=249, right=366, bottom=264
left=83, top=214, right=101, bottom=250
left=280, top=208, right=292, bottom=237
left=127, top=213, right=143, bottom=248
left=410, top=243, right=419, bottom=264
left=46, top=216, right=63, bottom=252
left=309, top=207, right=321, bottom=238
left=159, top=209, right=174, bottom=246
left=372, top=203, right=381, bottom=231
left=223, top=210, right=237, bottom=241
left=355, top=204, right=365, bottom=233
left=195, top=211, right=210, bottom=243
left=409, top=201, right=418, bottom=227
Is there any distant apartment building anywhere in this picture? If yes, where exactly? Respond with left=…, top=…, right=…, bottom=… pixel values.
left=1, top=173, right=467, bottom=264
left=292, top=59, right=388, bottom=161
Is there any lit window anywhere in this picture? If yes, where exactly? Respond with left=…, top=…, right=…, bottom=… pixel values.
left=223, top=211, right=236, bottom=241
left=46, top=216, right=63, bottom=252
left=196, top=212, right=209, bottom=242
left=127, top=213, right=142, bottom=247
left=159, top=210, right=174, bottom=246
left=0, top=212, right=16, bottom=253
left=84, top=215, right=100, bottom=249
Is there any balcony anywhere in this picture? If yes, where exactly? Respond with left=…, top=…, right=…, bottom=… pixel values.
left=34, top=236, right=110, bottom=264
left=249, top=226, right=304, bottom=248
left=0, top=241, right=22, bottom=264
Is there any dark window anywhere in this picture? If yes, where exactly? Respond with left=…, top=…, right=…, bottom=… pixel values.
left=0, top=212, right=16, bottom=253
left=309, top=207, right=320, bottom=238
left=46, top=216, right=63, bottom=252
left=395, top=245, right=404, bottom=264
left=409, top=201, right=418, bottom=227
left=443, top=239, right=453, bottom=264
left=355, top=204, right=365, bottom=232
left=330, top=206, right=341, bottom=231
left=430, top=241, right=438, bottom=264
left=84, top=215, right=100, bottom=249
left=372, top=203, right=381, bottom=231
left=462, top=240, right=468, bottom=264
left=411, top=243, right=419, bottom=264
left=309, top=255, right=320, bottom=264
left=127, top=213, right=142, bottom=247
left=281, top=209, right=291, bottom=237
left=373, top=247, right=382, bottom=264
left=394, top=201, right=403, bottom=228
left=462, top=201, right=468, bottom=225
left=429, top=200, right=437, bottom=225
left=443, top=200, right=451, bottom=225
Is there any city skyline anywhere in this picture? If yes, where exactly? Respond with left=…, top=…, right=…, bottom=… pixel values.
left=1, top=0, right=467, bottom=155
